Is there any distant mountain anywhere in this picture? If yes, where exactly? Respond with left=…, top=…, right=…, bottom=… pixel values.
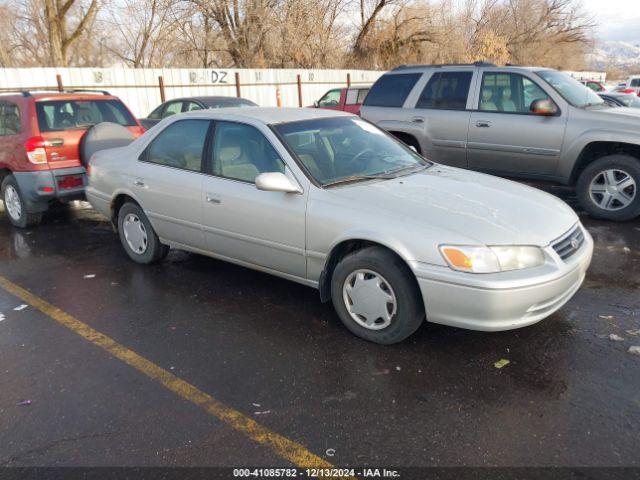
left=588, top=40, right=640, bottom=70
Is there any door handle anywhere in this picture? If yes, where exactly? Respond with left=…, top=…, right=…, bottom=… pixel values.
left=411, top=116, right=425, bottom=123
left=133, top=180, right=145, bottom=187
left=475, top=120, right=491, bottom=128
left=205, top=195, right=221, bottom=204
left=48, top=138, right=64, bottom=147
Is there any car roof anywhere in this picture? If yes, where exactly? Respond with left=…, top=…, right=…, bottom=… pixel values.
left=386, top=64, right=548, bottom=74
left=170, top=95, right=256, bottom=106
left=0, top=92, right=119, bottom=101
left=175, top=107, right=354, bottom=125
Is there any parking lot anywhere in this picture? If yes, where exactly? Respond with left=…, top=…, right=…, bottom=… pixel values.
left=0, top=186, right=639, bottom=473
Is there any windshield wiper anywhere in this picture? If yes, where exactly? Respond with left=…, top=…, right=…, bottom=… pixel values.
left=322, top=173, right=396, bottom=188
left=322, top=164, right=429, bottom=188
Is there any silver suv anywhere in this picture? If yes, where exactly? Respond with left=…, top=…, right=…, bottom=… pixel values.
left=361, top=63, right=640, bottom=221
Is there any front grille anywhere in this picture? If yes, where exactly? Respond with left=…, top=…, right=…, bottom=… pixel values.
left=552, top=225, right=585, bottom=261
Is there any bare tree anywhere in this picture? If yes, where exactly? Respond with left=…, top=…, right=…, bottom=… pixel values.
left=0, top=0, right=598, bottom=70
left=105, top=0, right=182, bottom=67
left=189, top=0, right=278, bottom=67
left=42, top=0, right=98, bottom=66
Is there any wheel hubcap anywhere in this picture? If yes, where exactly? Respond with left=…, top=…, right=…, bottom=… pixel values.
left=342, top=269, right=397, bottom=330
left=122, top=213, right=148, bottom=254
left=589, top=169, right=636, bottom=211
left=4, top=185, right=22, bottom=221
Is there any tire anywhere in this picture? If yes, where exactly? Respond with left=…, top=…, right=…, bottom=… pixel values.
left=576, top=155, right=640, bottom=221
left=117, top=202, right=168, bottom=264
left=330, top=246, right=424, bottom=344
left=392, top=133, right=421, bottom=154
left=1, top=175, right=42, bottom=228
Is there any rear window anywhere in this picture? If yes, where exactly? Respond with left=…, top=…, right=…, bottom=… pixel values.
left=631, top=78, right=640, bottom=87
left=36, top=99, right=137, bottom=132
left=363, top=73, right=421, bottom=108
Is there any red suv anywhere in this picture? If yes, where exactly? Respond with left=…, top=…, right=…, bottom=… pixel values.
left=0, top=91, right=144, bottom=227
left=310, top=87, right=370, bottom=115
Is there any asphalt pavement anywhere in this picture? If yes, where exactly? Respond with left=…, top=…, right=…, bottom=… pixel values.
left=0, top=190, right=639, bottom=472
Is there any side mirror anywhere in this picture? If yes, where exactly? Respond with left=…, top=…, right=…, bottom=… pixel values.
left=255, top=172, right=302, bottom=194
left=530, top=99, right=558, bottom=116
left=313, top=101, right=319, bottom=108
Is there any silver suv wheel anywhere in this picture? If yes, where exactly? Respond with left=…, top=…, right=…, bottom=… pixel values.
left=342, top=269, right=397, bottom=330
left=588, top=168, right=636, bottom=211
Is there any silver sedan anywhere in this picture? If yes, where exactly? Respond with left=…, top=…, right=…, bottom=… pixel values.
left=86, top=108, right=593, bottom=344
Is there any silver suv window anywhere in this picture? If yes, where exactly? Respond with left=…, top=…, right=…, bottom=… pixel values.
left=416, top=72, right=472, bottom=111
left=479, top=72, right=553, bottom=114
left=364, top=73, right=421, bottom=108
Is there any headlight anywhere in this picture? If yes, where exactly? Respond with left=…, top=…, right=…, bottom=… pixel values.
left=440, top=245, right=545, bottom=273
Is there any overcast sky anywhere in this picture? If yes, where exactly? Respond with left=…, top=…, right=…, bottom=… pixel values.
left=582, top=0, right=640, bottom=42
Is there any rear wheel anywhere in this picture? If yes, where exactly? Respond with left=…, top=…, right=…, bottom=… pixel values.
left=330, top=246, right=424, bottom=344
left=1, top=175, right=42, bottom=228
left=576, top=155, right=640, bottom=221
left=117, top=202, right=168, bottom=264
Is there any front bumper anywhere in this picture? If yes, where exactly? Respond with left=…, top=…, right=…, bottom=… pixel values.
left=13, top=167, right=86, bottom=213
left=412, top=226, right=594, bottom=331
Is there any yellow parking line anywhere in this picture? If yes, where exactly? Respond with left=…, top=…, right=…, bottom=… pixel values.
left=0, top=275, right=335, bottom=470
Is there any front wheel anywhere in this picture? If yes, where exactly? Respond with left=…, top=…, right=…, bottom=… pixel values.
left=117, top=202, right=168, bottom=264
left=576, top=155, right=640, bottom=221
left=330, top=246, right=424, bottom=344
left=1, top=175, right=42, bottom=228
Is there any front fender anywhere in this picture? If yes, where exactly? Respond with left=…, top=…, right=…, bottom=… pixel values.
left=560, top=128, right=640, bottom=180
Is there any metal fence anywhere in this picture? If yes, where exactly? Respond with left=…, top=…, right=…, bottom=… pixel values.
left=0, top=67, right=384, bottom=117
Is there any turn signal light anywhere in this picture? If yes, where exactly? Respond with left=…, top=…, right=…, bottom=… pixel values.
left=442, top=247, right=473, bottom=269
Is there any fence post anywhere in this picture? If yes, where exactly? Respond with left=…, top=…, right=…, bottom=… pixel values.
left=235, top=72, right=241, bottom=98
left=346, top=73, right=351, bottom=87
left=56, top=74, right=64, bottom=92
left=296, top=74, right=302, bottom=107
left=158, top=76, right=166, bottom=103
left=276, top=86, right=282, bottom=107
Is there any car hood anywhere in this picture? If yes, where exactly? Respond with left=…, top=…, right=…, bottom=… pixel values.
left=590, top=105, right=640, bottom=120
left=328, top=165, right=578, bottom=246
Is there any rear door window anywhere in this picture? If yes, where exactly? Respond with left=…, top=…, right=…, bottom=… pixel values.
left=345, top=89, right=358, bottom=105
left=162, top=101, right=183, bottom=118
left=36, top=99, right=137, bottom=132
left=631, top=78, right=640, bottom=87
left=184, top=101, right=203, bottom=112
left=143, top=119, right=210, bottom=172
left=363, top=73, right=422, bottom=108
left=416, top=72, right=473, bottom=110
left=0, top=102, right=21, bottom=135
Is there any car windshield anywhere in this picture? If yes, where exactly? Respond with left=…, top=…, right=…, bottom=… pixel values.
left=273, top=117, right=429, bottom=186
left=536, top=70, right=605, bottom=108
left=616, top=95, right=640, bottom=108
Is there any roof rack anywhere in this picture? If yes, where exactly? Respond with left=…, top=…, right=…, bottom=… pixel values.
left=1, top=88, right=111, bottom=97
left=65, top=89, right=111, bottom=95
left=392, top=61, right=496, bottom=71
